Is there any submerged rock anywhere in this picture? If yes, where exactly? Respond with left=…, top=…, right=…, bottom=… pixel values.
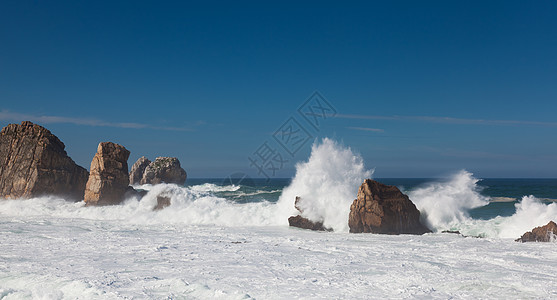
left=129, top=156, right=151, bottom=185
left=84, top=142, right=130, bottom=206
left=288, top=196, right=331, bottom=231
left=441, top=230, right=462, bottom=235
left=0, top=121, right=89, bottom=200
left=124, top=186, right=148, bottom=200
left=154, top=195, right=171, bottom=211
left=516, top=221, right=557, bottom=242
left=140, top=157, right=187, bottom=185
left=348, top=179, right=431, bottom=235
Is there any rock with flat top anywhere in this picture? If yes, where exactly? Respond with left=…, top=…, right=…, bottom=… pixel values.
left=84, top=142, right=130, bottom=206
left=348, top=179, right=431, bottom=235
left=0, top=121, right=88, bottom=200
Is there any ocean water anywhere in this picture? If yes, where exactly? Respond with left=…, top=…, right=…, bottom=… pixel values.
left=1, top=139, right=556, bottom=299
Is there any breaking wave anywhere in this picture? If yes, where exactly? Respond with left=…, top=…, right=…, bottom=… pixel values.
left=408, top=170, right=490, bottom=231
left=1, top=139, right=555, bottom=240
left=407, top=171, right=557, bottom=239
left=275, top=138, right=372, bottom=232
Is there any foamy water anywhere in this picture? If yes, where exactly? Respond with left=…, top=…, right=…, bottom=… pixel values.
left=1, top=138, right=557, bottom=298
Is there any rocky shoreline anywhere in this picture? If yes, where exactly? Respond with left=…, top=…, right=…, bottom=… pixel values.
left=1, top=121, right=555, bottom=241
left=0, top=121, right=186, bottom=210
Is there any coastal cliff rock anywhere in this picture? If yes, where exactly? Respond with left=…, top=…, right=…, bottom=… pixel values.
left=84, top=142, right=130, bottom=206
left=348, top=179, right=431, bottom=235
left=516, top=221, right=557, bottom=242
left=0, top=121, right=88, bottom=200
left=140, top=157, right=187, bottom=185
left=288, top=196, right=330, bottom=231
left=129, top=156, right=151, bottom=185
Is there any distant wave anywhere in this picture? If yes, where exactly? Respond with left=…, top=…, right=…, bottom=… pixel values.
left=490, top=197, right=517, bottom=202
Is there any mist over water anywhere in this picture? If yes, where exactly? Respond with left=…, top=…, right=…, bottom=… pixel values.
left=408, top=170, right=490, bottom=231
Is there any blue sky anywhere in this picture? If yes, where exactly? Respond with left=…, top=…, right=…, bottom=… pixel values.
left=1, top=1, right=556, bottom=178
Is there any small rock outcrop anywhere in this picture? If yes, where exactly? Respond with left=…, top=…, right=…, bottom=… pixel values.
left=129, top=156, right=151, bottom=185
left=516, top=221, right=557, bottom=242
left=0, top=121, right=89, bottom=200
left=84, top=142, right=130, bottom=206
left=288, top=196, right=330, bottom=231
left=140, top=157, right=187, bottom=185
left=348, top=179, right=431, bottom=235
left=154, top=195, right=171, bottom=211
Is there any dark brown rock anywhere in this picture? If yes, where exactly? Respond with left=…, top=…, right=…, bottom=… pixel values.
left=288, top=196, right=331, bottom=231
left=129, top=156, right=151, bottom=185
left=154, top=195, right=171, bottom=211
left=140, top=157, right=187, bottom=185
left=348, top=179, right=431, bottom=235
left=288, top=215, right=330, bottom=231
left=0, top=121, right=88, bottom=200
left=516, top=221, right=557, bottom=242
left=84, top=142, right=130, bottom=206
left=124, top=186, right=148, bottom=200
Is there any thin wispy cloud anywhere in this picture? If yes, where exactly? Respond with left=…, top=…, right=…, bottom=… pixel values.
left=0, top=110, right=193, bottom=132
left=347, top=126, right=385, bottom=133
left=337, top=114, right=557, bottom=127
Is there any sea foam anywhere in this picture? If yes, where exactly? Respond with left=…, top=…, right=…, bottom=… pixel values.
left=275, top=138, right=372, bottom=232
left=498, top=195, right=557, bottom=238
left=408, top=170, right=490, bottom=231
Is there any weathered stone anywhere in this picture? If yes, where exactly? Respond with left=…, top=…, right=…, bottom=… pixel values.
left=348, top=179, right=431, bottom=235
left=0, top=121, right=88, bottom=200
left=288, top=215, right=329, bottom=231
left=140, top=157, right=187, bottom=185
left=129, top=156, right=151, bottom=185
left=288, top=196, right=331, bottom=231
left=84, top=142, right=130, bottom=206
left=516, top=221, right=557, bottom=242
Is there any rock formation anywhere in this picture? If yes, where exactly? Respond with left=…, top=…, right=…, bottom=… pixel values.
left=288, top=196, right=330, bottom=231
left=348, top=179, right=431, bottom=235
left=516, top=221, right=557, bottom=242
left=0, top=121, right=89, bottom=200
left=140, top=157, right=187, bottom=185
left=84, top=142, right=130, bottom=206
left=129, top=156, right=151, bottom=185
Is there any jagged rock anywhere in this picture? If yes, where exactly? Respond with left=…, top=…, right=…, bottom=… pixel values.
left=140, top=157, right=187, bottom=185
left=0, top=121, right=88, bottom=200
left=288, top=196, right=331, bottom=231
left=129, top=156, right=151, bottom=185
left=84, top=142, right=130, bottom=206
left=516, top=221, right=557, bottom=242
left=348, top=179, right=431, bottom=235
